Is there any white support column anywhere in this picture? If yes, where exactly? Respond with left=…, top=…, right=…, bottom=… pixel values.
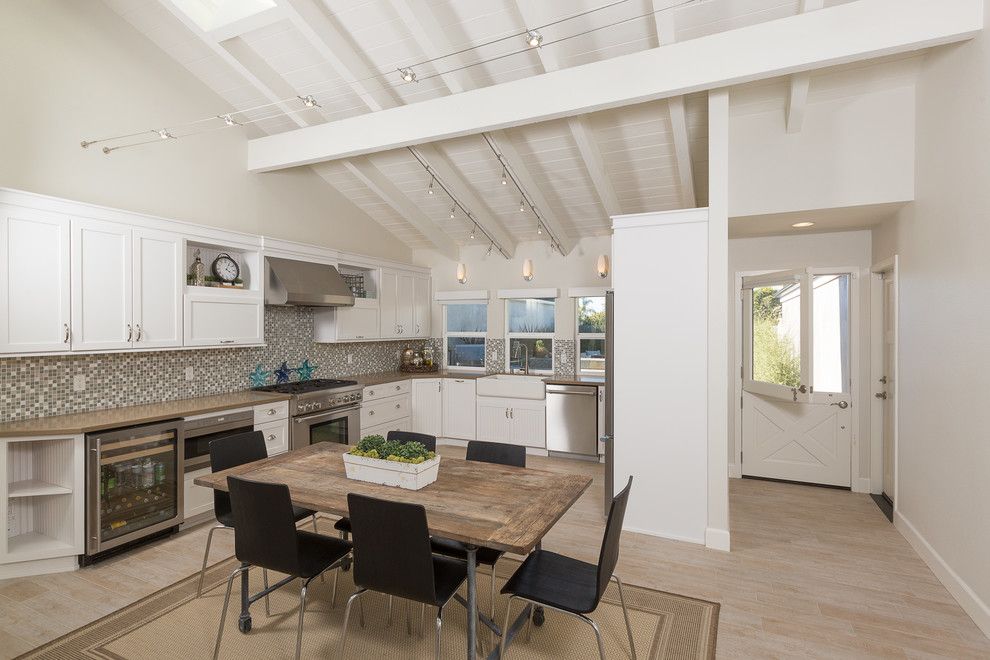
left=706, top=90, right=730, bottom=551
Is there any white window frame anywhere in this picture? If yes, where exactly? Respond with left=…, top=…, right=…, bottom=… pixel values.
left=504, top=297, right=556, bottom=375
left=575, top=295, right=606, bottom=376
left=441, top=301, right=487, bottom=372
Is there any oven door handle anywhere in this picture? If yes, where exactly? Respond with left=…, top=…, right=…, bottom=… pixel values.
left=293, top=405, right=361, bottom=424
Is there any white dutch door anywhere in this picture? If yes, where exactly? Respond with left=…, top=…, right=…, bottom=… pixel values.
left=741, top=269, right=853, bottom=487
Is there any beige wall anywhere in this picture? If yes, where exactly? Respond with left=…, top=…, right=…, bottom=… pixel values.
left=0, top=0, right=410, bottom=262
left=872, top=6, right=990, bottom=633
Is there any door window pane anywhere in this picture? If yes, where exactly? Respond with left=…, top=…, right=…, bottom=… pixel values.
left=751, top=284, right=801, bottom=387
left=812, top=274, right=850, bottom=393
left=445, top=303, right=487, bottom=333
left=446, top=337, right=485, bottom=368
left=577, top=297, right=606, bottom=333
left=509, top=338, right=553, bottom=372
left=579, top=338, right=606, bottom=373
left=507, top=298, right=555, bottom=333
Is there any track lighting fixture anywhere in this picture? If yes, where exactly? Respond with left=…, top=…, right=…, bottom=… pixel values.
left=449, top=205, right=456, bottom=219
left=157, top=129, right=174, bottom=140
left=298, top=95, right=320, bottom=108
left=487, top=243, right=494, bottom=256
left=501, top=168, right=507, bottom=186
left=519, top=199, right=526, bottom=212
left=218, top=114, right=239, bottom=127
left=537, top=223, right=543, bottom=235
left=399, top=67, right=416, bottom=83
left=428, top=178, right=435, bottom=195
left=470, top=225, right=476, bottom=240
left=526, top=30, right=544, bottom=47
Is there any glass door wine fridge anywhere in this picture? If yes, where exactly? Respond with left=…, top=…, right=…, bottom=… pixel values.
left=85, top=419, right=184, bottom=556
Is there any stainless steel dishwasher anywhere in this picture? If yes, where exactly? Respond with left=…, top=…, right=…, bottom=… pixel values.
left=546, top=383, right=599, bottom=457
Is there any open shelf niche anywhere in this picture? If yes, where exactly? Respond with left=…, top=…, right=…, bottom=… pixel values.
left=185, top=240, right=261, bottom=294
left=338, top=263, right=379, bottom=301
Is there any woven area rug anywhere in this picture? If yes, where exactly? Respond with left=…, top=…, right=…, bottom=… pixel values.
left=18, top=557, right=718, bottom=659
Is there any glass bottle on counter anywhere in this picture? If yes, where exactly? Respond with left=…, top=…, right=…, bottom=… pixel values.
left=423, top=346, right=434, bottom=367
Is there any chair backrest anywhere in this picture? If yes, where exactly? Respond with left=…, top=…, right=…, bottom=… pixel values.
left=387, top=430, right=437, bottom=452
left=595, top=476, right=633, bottom=602
left=347, top=493, right=438, bottom=604
left=466, top=440, right=526, bottom=467
left=227, top=476, right=301, bottom=575
left=209, top=431, right=268, bottom=523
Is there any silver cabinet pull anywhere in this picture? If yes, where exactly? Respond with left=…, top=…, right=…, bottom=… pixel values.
left=63, top=323, right=70, bottom=343
left=875, top=392, right=888, bottom=400
left=267, top=434, right=277, bottom=441
left=126, top=324, right=133, bottom=342
left=368, top=390, right=375, bottom=396
left=505, top=409, right=509, bottom=418
left=369, top=410, right=376, bottom=416
left=266, top=408, right=276, bottom=415
left=220, top=339, right=234, bottom=344
left=135, top=324, right=143, bottom=342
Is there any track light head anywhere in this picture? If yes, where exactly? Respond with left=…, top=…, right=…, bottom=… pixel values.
left=520, top=199, right=526, bottom=212
left=501, top=168, right=507, bottom=185
left=428, top=178, right=435, bottom=195
left=526, top=30, right=543, bottom=47
left=487, top=242, right=494, bottom=256
left=157, top=129, right=174, bottom=140
left=450, top=205, right=456, bottom=219
left=399, top=67, right=417, bottom=83
left=218, top=114, right=239, bottom=127
left=470, top=225, right=476, bottom=240
left=537, top=223, right=543, bottom=235
left=298, top=95, right=320, bottom=108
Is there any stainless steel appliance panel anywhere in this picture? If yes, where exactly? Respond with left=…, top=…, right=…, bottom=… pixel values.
left=604, top=290, right=614, bottom=513
left=182, top=409, right=254, bottom=473
left=86, top=419, right=184, bottom=556
left=290, top=405, right=361, bottom=451
left=546, top=384, right=599, bottom=456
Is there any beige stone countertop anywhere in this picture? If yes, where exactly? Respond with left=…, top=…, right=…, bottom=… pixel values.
left=543, top=376, right=606, bottom=386
left=350, top=370, right=487, bottom=387
left=0, top=390, right=291, bottom=438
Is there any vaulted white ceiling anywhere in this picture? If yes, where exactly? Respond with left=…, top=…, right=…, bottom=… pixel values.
left=104, top=0, right=906, bottom=253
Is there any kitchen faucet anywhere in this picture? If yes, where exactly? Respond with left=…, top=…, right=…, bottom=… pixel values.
left=512, top=342, right=530, bottom=375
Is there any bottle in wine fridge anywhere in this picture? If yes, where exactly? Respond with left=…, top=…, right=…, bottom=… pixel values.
left=85, top=419, right=184, bottom=559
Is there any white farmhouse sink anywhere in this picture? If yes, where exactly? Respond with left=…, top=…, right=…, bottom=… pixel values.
left=477, top=374, right=546, bottom=400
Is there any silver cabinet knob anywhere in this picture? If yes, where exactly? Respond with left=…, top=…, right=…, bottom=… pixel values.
left=395, top=403, right=401, bottom=409
left=267, top=408, right=276, bottom=415
left=267, top=434, right=276, bottom=441
left=830, top=401, right=849, bottom=409
left=369, top=410, right=375, bottom=416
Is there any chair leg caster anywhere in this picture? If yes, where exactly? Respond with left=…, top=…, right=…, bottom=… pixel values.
left=238, top=615, right=252, bottom=634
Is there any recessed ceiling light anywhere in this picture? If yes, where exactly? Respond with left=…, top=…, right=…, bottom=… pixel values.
left=792, top=222, right=815, bottom=228
left=526, top=30, right=543, bottom=47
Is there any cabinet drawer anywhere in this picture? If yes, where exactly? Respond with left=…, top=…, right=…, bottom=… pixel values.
left=255, top=419, right=289, bottom=456
left=254, top=400, right=288, bottom=424
left=361, top=417, right=411, bottom=439
left=361, top=394, right=410, bottom=428
left=363, top=380, right=410, bottom=402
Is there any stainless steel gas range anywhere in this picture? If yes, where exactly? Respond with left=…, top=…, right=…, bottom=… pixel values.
left=253, top=379, right=364, bottom=450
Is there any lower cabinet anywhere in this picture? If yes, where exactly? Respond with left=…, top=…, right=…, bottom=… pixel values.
left=362, top=418, right=411, bottom=438
left=183, top=466, right=214, bottom=520
left=477, top=397, right=546, bottom=449
left=411, top=378, right=443, bottom=437
left=442, top=379, right=477, bottom=440
left=255, top=419, right=289, bottom=456
left=361, top=380, right=412, bottom=439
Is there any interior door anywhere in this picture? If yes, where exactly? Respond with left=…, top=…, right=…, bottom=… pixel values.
left=71, top=218, right=133, bottom=350
left=742, top=270, right=853, bottom=487
left=881, top=274, right=896, bottom=499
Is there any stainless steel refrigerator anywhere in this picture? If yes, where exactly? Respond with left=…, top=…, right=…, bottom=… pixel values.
left=603, top=290, right=614, bottom=514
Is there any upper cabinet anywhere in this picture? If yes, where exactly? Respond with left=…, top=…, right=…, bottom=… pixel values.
left=132, top=229, right=182, bottom=348
left=381, top=270, right=429, bottom=339
left=71, top=218, right=134, bottom=351
left=413, top=276, right=431, bottom=338
left=0, top=205, right=71, bottom=354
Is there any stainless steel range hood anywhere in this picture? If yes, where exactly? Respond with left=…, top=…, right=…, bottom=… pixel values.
left=265, top=257, right=355, bottom=307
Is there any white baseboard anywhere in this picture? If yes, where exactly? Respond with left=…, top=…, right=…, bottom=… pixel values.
left=622, top=523, right=705, bottom=546
left=705, top=527, right=731, bottom=551
left=853, top=477, right=872, bottom=493
left=728, top=463, right=742, bottom=479
left=0, top=555, right=78, bottom=580
left=895, top=511, right=990, bottom=638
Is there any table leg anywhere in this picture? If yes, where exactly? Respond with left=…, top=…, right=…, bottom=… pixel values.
left=466, top=545, right=478, bottom=659
left=532, top=542, right=545, bottom=627
left=238, top=565, right=252, bottom=633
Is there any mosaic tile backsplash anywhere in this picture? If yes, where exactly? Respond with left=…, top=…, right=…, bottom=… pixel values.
left=0, top=307, right=426, bottom=422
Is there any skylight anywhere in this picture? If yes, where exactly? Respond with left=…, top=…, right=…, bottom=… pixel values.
left=170, top=0, right=276, bottom=33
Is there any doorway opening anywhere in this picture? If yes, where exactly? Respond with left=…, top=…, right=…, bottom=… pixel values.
left=738, top=268, right=858, bottom=488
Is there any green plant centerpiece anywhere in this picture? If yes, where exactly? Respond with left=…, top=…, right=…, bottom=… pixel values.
left=348, top=435, right=437, bottom=464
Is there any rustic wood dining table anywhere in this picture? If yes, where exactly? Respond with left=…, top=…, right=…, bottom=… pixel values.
left=195, top=442, right=592, bottom=659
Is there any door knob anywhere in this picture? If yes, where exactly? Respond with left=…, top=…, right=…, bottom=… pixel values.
left=830, top=401, right=849, bottom=409
left=797, top=384, right=808, bottom=394
left=875, top=392, right=888, bottom=400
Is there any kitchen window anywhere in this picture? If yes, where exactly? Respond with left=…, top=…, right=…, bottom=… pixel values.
left=505, top=297, right=555, bottom=374
left=442, top=302, right=487, bottom=371
left=576, top=296, right=606, bottom=375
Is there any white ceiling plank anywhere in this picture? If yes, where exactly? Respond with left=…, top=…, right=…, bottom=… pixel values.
left=411, top=144, right=517, bottom=257
left=385, top=0, right=475, bottom=95
left=156, top=0, right=309, bottom=128
left=785, top=0, right=826, bottom=133
left=344, top=157, right=460, bottom=259
left=487, top=131, right=577, bottom=255
left=652, top=1, right=696, bottom=209
left=249, top=0, right=980, bottom=170
left=207, top=5, right=285, bottom=42
left=275, top=0, right=398, bottom=112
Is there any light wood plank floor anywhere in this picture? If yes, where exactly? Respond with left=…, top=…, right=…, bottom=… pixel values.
left=1, top=447, right=987, bottom=658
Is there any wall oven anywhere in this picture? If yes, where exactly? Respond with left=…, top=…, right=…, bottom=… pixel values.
left=182, top=409, right=255, bottom=473
left=85, top=419, right=183, bottom=557
left=290, top=404, right=361, bottom=451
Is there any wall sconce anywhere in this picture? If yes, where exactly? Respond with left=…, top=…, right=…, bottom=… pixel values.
left=596, top=255, right=610, bottom=279
left=522, top=258, right=535, bottom=281
left=456, top=263, right=467, bottom=284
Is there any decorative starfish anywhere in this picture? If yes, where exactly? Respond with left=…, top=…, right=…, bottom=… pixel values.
left=296, top=359, right=318, bottom=381
left=274, top=361, right=295, bottom=384
left=248, top=364, right=271, bottom=388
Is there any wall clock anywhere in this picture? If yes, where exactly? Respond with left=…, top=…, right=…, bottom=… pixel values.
left=211, top=252, right=240, bottom=283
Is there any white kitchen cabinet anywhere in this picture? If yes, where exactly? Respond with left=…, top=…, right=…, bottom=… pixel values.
left=360, top=380, right=412, bottom=439
left=256, top=419, right=289, bottom=456
left=397, top=273, right=415, bottom=336
left=476, top=397, right=546, bottom=448
left=362, top=417, right=411, bottom=438
left=411, top=378, right=443, bottom=437
left=132, top=229, right=182, bottom=348
left=183, top=291, right=263, bottom=346
left=314, top=298, right=380, bottom=342
left=380, top=269, right=398, bottom=338
left=413, top=276, right=431, bottom=338
left=442, top=378, right=477, bottom=440
left=0, top=205, right=71, bottom=353
left=71, top=218, right=133, bottom=351
left=183, top=466, right=214, bottom=520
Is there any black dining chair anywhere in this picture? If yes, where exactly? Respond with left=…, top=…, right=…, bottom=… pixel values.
left=431, top=440, right=525, bottom=641
left=213, top=477, right=352, bottom=660
left=339, top=493, right=468, bottom=660
left=197, top=431, right=319, bottom=598
left=499, top=477, right=636, bottom=660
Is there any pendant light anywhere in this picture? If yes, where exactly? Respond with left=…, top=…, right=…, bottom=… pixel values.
left=456, top=263, right=467, bottom=284
left=522, top=258, right=535, bottom=282
left=597, top=255, right=610, bottom=279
